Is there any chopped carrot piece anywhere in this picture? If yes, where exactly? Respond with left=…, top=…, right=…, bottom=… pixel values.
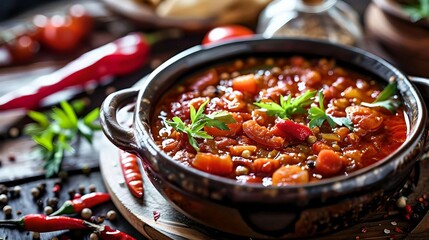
left=192, top=152, right=233, bottom=175
left=232, top=74, right=258, bottom=95
left=272, top=165, right=309, bottom=186
left=315, top=149, right=343, bottom=176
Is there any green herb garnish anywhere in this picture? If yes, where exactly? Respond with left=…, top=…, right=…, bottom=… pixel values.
left=24, top=101, right=100, bottom=177
left=254, top=90, right=317, bottom=119
left=361, top=81, right=401, bottom=113
left=308, top=91, right=353, bottom=130
left=165, top=100, right=235, bottom=152
left=403, top=0, right=429, bottom=22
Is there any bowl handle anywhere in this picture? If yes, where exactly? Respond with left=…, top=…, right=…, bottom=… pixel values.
left=100, top=88, right=139, bottom=152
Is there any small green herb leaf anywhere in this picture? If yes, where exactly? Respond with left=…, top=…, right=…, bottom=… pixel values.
left=254, top=90, right=317, bottom=119
left=404, top=0, right=429, bottom=22
left=308, top=91, right=353, bottom=130
left=165, top=100, right=235, bottom=152
left=361, top=81, right=401, bottom=113
left=24, top=101, right=100, bottom=178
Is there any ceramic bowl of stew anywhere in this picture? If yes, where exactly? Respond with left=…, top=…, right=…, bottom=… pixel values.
left=100, top=37, right=429, bottom=238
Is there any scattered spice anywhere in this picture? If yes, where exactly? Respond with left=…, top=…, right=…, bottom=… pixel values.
left=0, top=194, right=8, bottom=204
left=30, top=188, right=40, bottom=199
left=384, top=228, right=391, bottom=234
left=44, top=206, right=53, bottom=215
left=396, top=196, right=407, bottom=208
left=68, top=189, right=76, bottom=199
left=88, top=184, right=96, bottom=193
left=106, top=210, right=116, bottom=221
left=81, top=208, right=92, bottom=220
left=8, top=153, right=16, bottom=162
left=3, top=205, right=12, bottom=215
left=89, top=232, right=99, bottom=240
left=391, top=221, right=397, bottom=226
left=78, top=185, right=86, bottom=195
left=12, top=186, right=21, bottom=197
left=32, top=231, right=40, bottom=239
left=153, top=211, right=160, bottom=222
left=360, top=226, right=367, bottom=233
left=394, top=226, right=403, bottom=233
left=52, top=184, right=61, bottom=196
left=82, top=165, right=91, bottom=175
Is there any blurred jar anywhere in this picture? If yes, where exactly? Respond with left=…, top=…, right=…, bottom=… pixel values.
left=257, top=0, right=362, bottom=46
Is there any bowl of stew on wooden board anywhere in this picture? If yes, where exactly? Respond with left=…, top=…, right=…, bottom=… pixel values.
left=100, top=37, right=429, bottom=238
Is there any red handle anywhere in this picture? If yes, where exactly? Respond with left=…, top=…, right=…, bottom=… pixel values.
left=0, top=33, right=149, bottom=111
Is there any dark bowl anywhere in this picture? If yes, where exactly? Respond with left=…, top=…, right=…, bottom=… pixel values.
left=100, top=37, right=429, bottom=238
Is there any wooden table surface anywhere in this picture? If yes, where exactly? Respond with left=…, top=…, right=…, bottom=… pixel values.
left=2, top=0, right=429, bottom=239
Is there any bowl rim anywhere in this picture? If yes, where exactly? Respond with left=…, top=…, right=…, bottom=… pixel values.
left=134, top=36, right=427, bottom=199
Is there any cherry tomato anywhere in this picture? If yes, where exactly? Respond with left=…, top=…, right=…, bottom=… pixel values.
left=9, top=35, right=39, bottom=63
left=68, top=4, right=92, bottom=39
left=202, top=25, right=254, bottom=45
left=41, top=15, right=82, bottom=53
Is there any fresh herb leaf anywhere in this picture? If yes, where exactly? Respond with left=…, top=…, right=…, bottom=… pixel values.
left=24, top=100, right=100, bottom=178
left=254, top=90, right=317, bottom=119
left=308, top=91, right=353, bottom=130
left=165, top=99, right=236, bottom=152
left=404, top=0, right=429, bottom=22
left=361, top=81, right=401, bottom=113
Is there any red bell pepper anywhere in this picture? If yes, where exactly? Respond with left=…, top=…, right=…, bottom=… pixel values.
left=274, top=119, right=313, bottom=141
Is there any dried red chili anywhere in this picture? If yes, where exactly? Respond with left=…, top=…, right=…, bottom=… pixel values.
left=119, top=150, right=144, bottom=198
left=50, top=192, right=110, bottom=216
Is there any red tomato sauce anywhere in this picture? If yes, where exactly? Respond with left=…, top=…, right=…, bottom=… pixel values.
left=151, top=57, right=407, bottom=186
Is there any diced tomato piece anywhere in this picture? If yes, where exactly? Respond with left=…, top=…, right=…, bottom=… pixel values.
left=232, top=74, right=258, bottom=95
left=275, top=119, right=312, bottom=141
left=204, top=113, right=243, bottom=137
left=192, top=152, right=233, bottom=175
left=315, top=149, right=343, bottom=176
left=272, top=165, right=309, bottom=186
left=253, top=158, right=281, bottom=174
left=242, top=120, right=285, bottom=149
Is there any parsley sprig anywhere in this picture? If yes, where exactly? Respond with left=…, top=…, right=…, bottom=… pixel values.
left=361, top=81, right=401, bottom=113
left=254, top=90, right=317, bottom=119
left=165, top=100, right=235, bottom=151
left=308, top=91, right=354, bottom=130
left=24, top=101, right=100, bottom=177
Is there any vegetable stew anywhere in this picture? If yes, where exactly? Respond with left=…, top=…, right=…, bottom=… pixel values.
left=151, top=56, right=407, bottom=186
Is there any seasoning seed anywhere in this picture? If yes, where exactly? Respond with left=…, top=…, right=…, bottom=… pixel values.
left=32, top=232, right=40, bottom=239
left=396, top=196, right=407, bottom=208
left=107, top=210, right=117, bottom=221
left=88, top=184, right=96, bottom=193
left=3, top=205, right=12, bottom=215
left=78, top=185, right=86, bottom=195
left=81, top=208, right=92, bottom=220
left=44, top=206, right=53, bottom=215
left=89, top=233, right=99, bottom=240
left=241, top=150, right=251, bottom=158
left=383, top=228, right=390, bottom=234
left=31, top=187, right=40, bottom=199
left=0, top=194, right=8, bottom=204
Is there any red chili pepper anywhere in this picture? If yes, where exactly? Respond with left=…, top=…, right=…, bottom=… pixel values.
left=96, top=225, right=136, bottom=240
left=0, top=32, right=150, bottom=111
left=274, top=119, right=313, bottom=141
left=0, top=214, right=87, bottom=232
left=119, top=150, right=144, bottom=198
left=50, top=192, right=110, bottom=216
left=0, top=214, right=136, bottom=239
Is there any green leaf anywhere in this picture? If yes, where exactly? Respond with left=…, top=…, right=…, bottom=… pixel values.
left=27, top=111, right=50, bottom=128
left=83, top=108, right=100, bottom=125
left=308, top=90, right=353, bottom=130
left=361, top=81, right=401, bottom=113
left=165, top=100, right=236, bottom=152
left=254, top=90, right=317, bottom=119
left=60, top=101, right=78, bottom=125
left=24, top=100, right=100, bottom=178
